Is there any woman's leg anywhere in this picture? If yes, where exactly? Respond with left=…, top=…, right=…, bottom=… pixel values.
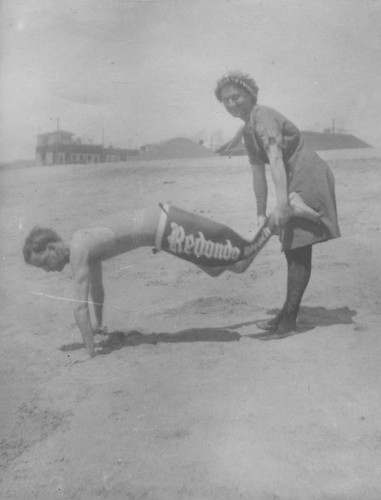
left=258, top=245, right=312, bottom=336
left=276, top=244, right=312, bottom=335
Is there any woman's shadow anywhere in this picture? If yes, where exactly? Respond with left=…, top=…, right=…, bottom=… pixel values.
left=60, top=305, right=357, bottom=354
left=248, top=305, right=357, bottom=340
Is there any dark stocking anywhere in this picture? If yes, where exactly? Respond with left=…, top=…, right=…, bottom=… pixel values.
left=258, top=245, right=312, bottom=337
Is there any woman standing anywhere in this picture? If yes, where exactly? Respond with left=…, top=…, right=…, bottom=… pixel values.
left=215, top=71, right=340, bottom=337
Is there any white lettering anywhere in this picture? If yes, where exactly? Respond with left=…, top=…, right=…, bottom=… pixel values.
left=166, top=225, right=241, bottom=262
left=242, top=226, right=272, bottom=257
left=204, top=240, right=215, bottom=258
left=184, top=234, right=195, bottom=255
left=213, top=243, right=225, bottom=259
left=167, top=223, right=185, bottom=252
left=232, top=247, right=241, bottom=260
left=223, top=240, right=233, bottom=259
left=194, top=232, right=206, bottom=256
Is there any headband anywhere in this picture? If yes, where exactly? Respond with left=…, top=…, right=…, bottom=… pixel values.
left=215, top=71, right=259, bottom=102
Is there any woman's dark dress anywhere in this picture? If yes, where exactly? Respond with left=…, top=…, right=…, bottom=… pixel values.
left=243, top=105, right=340, bottom=250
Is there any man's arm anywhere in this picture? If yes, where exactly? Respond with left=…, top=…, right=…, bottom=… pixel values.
left=72, top=261, right=95, bottom=357
left=89, top=261, right=104, bottom=331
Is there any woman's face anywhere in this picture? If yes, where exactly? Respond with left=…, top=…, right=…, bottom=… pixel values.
left=220, top=85, right=255, bottom=122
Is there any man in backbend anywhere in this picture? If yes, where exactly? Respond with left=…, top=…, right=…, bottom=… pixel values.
left=23, top=198, right=320, bottom=360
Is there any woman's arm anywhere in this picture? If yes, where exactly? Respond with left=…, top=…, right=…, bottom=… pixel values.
left=266, top=141, right=290, bottom=228
left=216, top=126, right=244, bottom=154
left=251, top=161, right=268, bottom=225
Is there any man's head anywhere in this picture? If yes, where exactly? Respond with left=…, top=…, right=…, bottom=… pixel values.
left=23, top=227, right=68, bottom=272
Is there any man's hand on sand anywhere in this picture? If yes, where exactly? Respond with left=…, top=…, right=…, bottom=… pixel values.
left=63, top=350, right=98, bottom=366
left=96, top=326, right=109, bottom=337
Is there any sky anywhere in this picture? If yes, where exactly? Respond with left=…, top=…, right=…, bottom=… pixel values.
left=1, top=0, right=380, bottom=162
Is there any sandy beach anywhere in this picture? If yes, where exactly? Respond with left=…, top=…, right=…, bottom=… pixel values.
left=1, top=153, right=381, bottom=499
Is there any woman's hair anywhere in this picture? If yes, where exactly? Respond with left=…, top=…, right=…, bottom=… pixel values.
left=23, top=226, right=61, bottom=264
left=215, top=71, right=259, bottom=103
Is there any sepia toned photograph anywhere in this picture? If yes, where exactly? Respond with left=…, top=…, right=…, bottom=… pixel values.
left=1, top=1, right=380, bottom=498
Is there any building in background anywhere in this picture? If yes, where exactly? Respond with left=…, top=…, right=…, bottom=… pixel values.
left=216, top=128, right=372, bottom=157
left=36, top=130, right=139, bottom=165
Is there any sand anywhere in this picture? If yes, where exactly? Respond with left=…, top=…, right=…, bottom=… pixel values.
left=1, top=154, right=381, bottom=499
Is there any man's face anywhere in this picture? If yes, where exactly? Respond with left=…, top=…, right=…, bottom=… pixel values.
left=220, top=85, right=254, bottom=121
left=30, top=245, right=66, bottom=272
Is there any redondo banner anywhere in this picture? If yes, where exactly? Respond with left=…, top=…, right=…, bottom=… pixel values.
left=155, top=204, right=273, bottom=268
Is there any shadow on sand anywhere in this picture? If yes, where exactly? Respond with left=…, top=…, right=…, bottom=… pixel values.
left=60, top=327, right=242, bottom=355
left=249, top=305, right=357, bottom=340
left=98, top=328, right=241, bottom=354
left=60, top=306, right=357, bottom=354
